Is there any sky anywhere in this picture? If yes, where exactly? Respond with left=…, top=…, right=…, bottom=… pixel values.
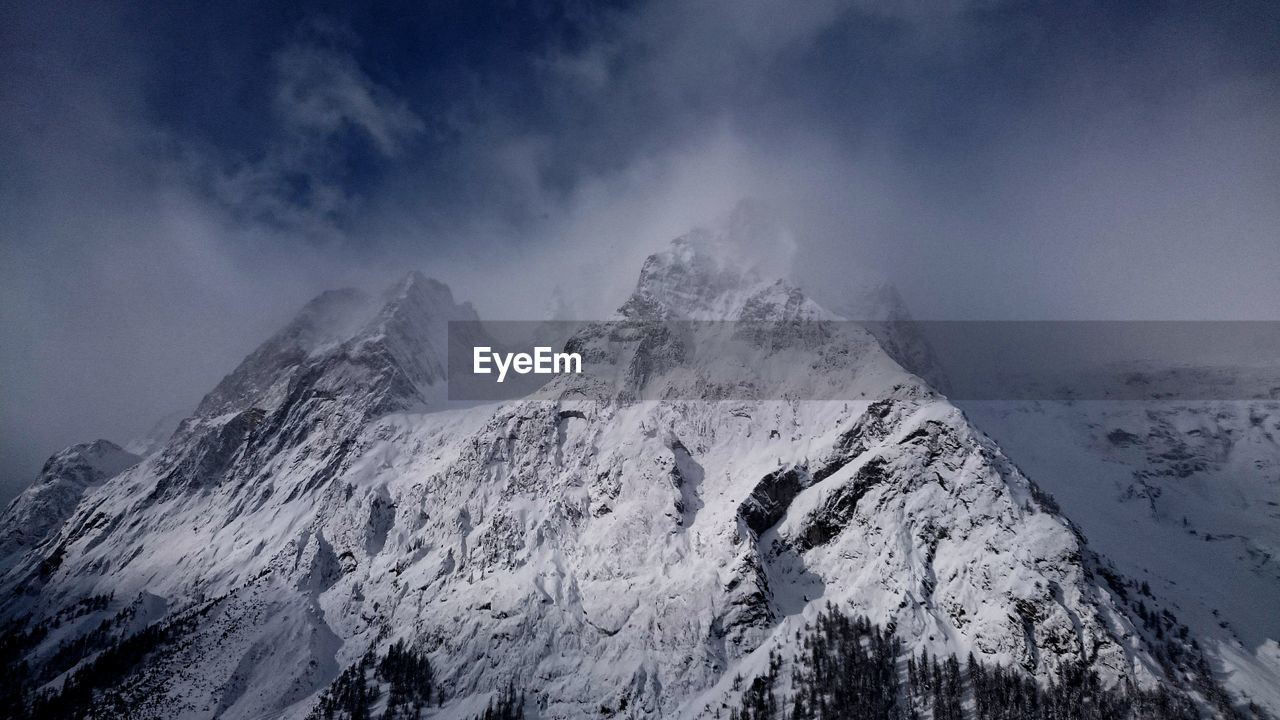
left=2, top=0, right=1279, bottom=499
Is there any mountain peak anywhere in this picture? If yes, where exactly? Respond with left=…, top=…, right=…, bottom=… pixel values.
left=366, top=270, right=475, bottom=337
left=618, top=203, right=809, bottom=321
left=1, top=440, right=139, bottom=567
left=194, top=273, right=476, bottom=420
left=37, top=439, right=138, bottom=484
left=150, top=272, right=476, bottom=500
left=350, top=271, right=479, bottom=399
left=194, top=287, right=375, bottom=418
left=385, top=269, right=448, bottom=303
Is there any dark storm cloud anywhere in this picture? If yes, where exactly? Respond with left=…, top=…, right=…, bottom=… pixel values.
left=3, top=0, right=1279, bottom=499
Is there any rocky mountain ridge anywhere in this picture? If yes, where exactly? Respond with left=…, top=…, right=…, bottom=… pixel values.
left=0, top=216, right=1271, bottom=719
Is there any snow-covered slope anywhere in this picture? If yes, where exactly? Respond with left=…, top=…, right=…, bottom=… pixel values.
left=0, top=217, right=1269, bottom=719
left=963, top=394, right=1280, bottom=715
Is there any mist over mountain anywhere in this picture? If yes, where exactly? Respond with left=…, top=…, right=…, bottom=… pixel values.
left=5, top=0, right=1280, bottom=500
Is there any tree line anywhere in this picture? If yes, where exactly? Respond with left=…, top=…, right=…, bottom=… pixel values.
left=726, top=606, right=1262, bottom=720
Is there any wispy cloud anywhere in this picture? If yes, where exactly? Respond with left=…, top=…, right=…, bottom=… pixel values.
left=177, top=41, right=427, bottom=242
left=273, top=43, right=425, bottom=158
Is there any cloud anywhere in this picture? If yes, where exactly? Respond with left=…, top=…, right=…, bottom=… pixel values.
left=273, top=43, right=425, bottom=158
left=172, top=41, right=430, bottom=244
left=0, top=11, right=421, bottom=498
left=3, top=0, right=1280, bottom=501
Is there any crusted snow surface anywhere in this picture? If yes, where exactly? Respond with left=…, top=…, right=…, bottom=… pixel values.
left=0, top=216, right=1258, bottom=718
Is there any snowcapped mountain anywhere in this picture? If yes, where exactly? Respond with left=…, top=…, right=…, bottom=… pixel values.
left=0, top=440, right=139, bottom=573
left=1, top=216, right=1272, bottom=719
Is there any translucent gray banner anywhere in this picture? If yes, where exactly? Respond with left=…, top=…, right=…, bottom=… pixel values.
left=447, top=321, right=1280, bottom=401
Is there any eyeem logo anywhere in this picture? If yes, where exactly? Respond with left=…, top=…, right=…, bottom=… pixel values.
left=473, top=346, right=583, bottom=382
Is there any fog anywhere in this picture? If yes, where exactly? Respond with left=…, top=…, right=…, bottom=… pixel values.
left=3, top=0, right=1278, bottom=500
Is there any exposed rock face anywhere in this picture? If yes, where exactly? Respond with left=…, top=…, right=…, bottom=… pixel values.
left=0, top=216, right=1263, bottom=718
